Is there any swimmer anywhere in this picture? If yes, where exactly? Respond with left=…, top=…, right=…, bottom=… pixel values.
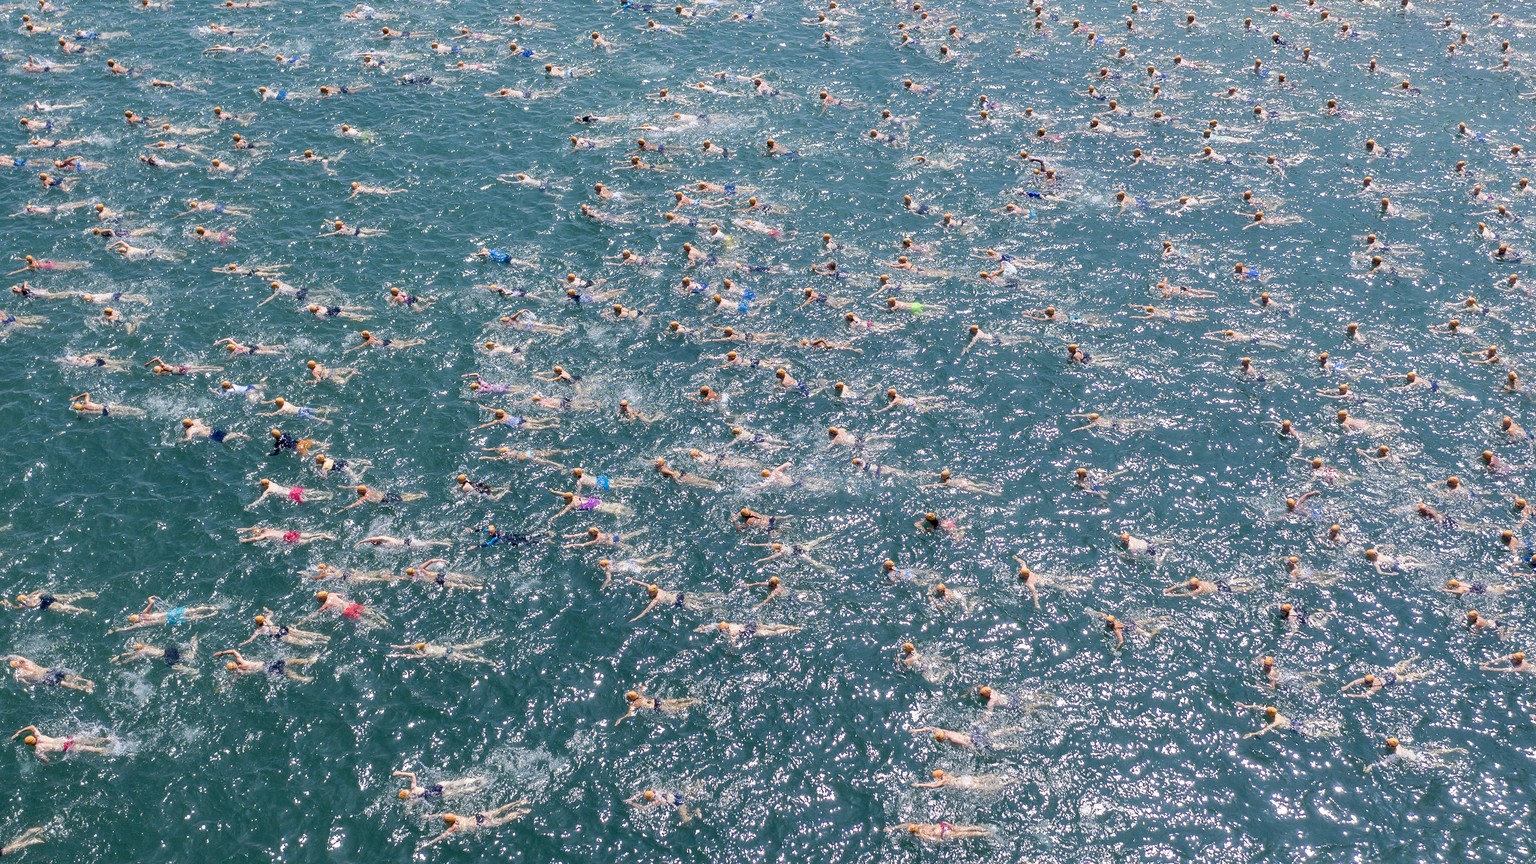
left=624, top=787, right=697, bottom=823
left=5, top=655, right=93, bottom=692
left=388, top=637, right=500, bottom=666
left=11, top=726, right=111, bottom=760
left=258, top=398, right=332, bottom=423
left=69, top=392, right=145, bottom=418
left=1073, top=466, right=1124, bottom=498
left=1235, top=703, right=1291, bottom=738
left=1340, top=657, right=1429, bottom=698
left=1363, top=736, right=1469, bottom=773
left=344, top=330, right=423, bottom=352
left=905, top=726, right=1018, bottom=752
left=214, top=650, right=317, bottom=683
left=562, top=525, right=644, bottom=550
left=595, top=553, right=671, bottom=589
left=479, top=446, right=567, bottom=468
left=653, top=458, right=722, bottom=490
left=306, top=359, right=359, bottom=385
left=747, top=534, right=835, bottom=571
left=112, top=637, right=200, bottom=677
left=1282, top=557, right=1341, bottom=588
left=1443, top=579, right=1516, bottom=597
left=0, top=826, right=45, bottom=856
left=1482, top=450, right=1526, bottom=476
left=301, top=591, right=387, bottom=627
left=827, top=426, right=890, bottom=448
left=56, top=353, right=130, bottom=371
left=304, top=303, right=368, bottom=321
left=1113, top=531, right=1164, bottom=562
left=393, top=770, right=491, bottom=804
left=146, top=358, right=224, bottom=376
left=107, top=597, right=218, bottom=633
left=453, top=473, right=507, bottom=500
left=696, top=621, right=803, bottom=645
left=614, top=689, right=699, bottom=724
left=354, top=536, right=451, bottom=551
left=179, top=418, right=246, bottom=443
left=726, top=425, right=788, bottom=450
left=1362, top=547, right=1424, bottom=575
left=417, top=801, right=531, bottom=850
left=1068, top=412, right=1142, bottom=434
left=627, top=582, right=707, bottom=621
left=238, top=526, right=336, bottom=545
left=1481, top=652, right=1536, bottom=673
left=248, top=478, right=333, bottom=508
left=238, top=612, right=330, bottom=647
left=912, top=769, right=1015, bottom=792
left=474, top=409, right=559, bottom=432
left=1257, top=655, right=1324, bottom=691
left=915, top=512, right=964, bottom=539
left=960, top=324, right=1026, bottom=356
left=177, top=199, right=252, bottom=218
left=340, top=485, right=426, bottom=509
left=313, top=453, right=368, bottom=480
left=1087, top=609, right=1169, bottom=647
left=874, top=387, right=948, bottom=413
left=9, top=590, right=95, bottom=614
left=215, top=337, right=286, bottom=356
left=889, top=822, right=991, bottom=842
left=321, top=219, right=386, bottom=238
left=1164, top=576, right=1259, bottom=597
left=918, top=469, right=1001, bottom=495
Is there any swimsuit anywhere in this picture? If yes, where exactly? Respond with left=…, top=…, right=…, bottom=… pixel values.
left=36, top=593, right=55, bottom=610
left=165, top=607, right=187, bottom=626
left=341, top=602, right=365, bottom=619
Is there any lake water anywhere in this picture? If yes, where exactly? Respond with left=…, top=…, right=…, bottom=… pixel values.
left=3, top=0, right=1536, bottom=861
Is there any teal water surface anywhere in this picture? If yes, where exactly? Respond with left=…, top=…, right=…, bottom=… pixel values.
left=3, top=0, right=1536, bottom=861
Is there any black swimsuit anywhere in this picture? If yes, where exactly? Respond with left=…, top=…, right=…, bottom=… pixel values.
left=36, top=593, right=56, bottom=610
